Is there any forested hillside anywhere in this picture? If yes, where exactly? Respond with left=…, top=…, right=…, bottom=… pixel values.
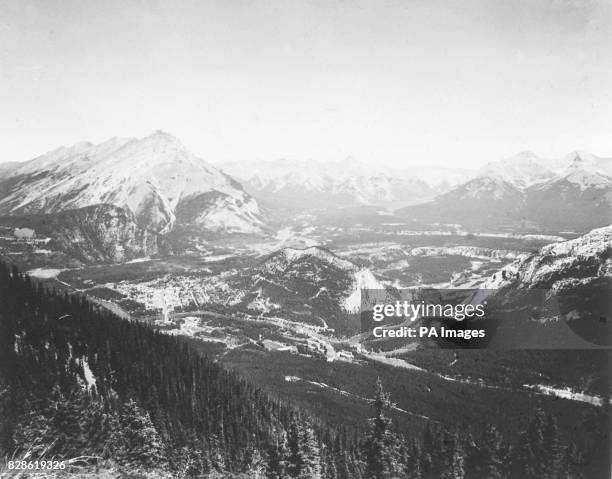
left=0, top=262, right=608, bottom=478
left=0, top=262, right=359, bottom=477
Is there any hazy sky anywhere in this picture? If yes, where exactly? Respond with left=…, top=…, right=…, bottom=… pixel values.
left=1, top=0, right=611, bottom=167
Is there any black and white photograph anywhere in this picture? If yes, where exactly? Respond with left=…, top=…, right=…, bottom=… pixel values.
left=0, top=1, right=610, bottom=477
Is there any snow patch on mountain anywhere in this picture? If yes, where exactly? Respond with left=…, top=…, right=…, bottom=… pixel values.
left=479, top=151, right=555, bottom=188
left=556, top=155, right=612, bottom=191
left=523, top=384, right=605, bottom=407
left=343, top=268, right=386, bottom=313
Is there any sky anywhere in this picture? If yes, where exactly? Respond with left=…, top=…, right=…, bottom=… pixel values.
left=0, top=0, right=611, bottom=168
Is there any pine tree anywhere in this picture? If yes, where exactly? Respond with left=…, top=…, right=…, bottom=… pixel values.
left=244, top=448, right=267, bottom=478
left=363, top=377, right=399, bottom=479
left=449, top=446, right=466, bottom=479
left=508, top=409, right=545, bottom=479
left=266, top=432, right=288, bottom=479
left=299, top=426, right=322, bottom=479
left=112, top=399, right=167, bottom=470
left=404, top=442, right=423, bottom=479
left=287, top=421, right=303, bottom=478
left=542, top=414, right=566, bottom=479
left=442, top=434, right=465, bottom=479
left=473, top=424, right=506, bottom=479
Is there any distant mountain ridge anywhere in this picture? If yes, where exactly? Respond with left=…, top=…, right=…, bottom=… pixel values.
left=219, top=158, right=473, bottom=209
left=0, top=131, right=265, bottom=235
left=400, top=151, right=612, bottom=231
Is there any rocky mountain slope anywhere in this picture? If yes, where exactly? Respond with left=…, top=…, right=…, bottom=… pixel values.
left=472, top=225, right=611, bottom=346
left=0, top=131, right=264, bottom=235
left=0, top=204, right=163, bottom=263
left=246, top=246, right=386, bottom=333
left=514, top=224, right=611, bottom=290
left=475, top=224, right=610, bottom=291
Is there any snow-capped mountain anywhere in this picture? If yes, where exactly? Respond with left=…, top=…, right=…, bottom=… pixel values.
left=400, top=150, right=611, bottom=232
left=478, top=150, right=612, bottom=188
left=219, top=158, right=473, bottom=209
left=0, top=131, right=265, bottom=234
left=555, top=154, right=612, bottom=190
left=399, top=175, right=526, bottom=228
left=524, top=155, right=612, bottom=231
left=554, top=151, right=612, bottom=177
left=478, top=151, right=555, bottom=188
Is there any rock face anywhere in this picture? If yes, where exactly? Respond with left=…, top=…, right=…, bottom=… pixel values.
left=477, top=225, right=611, bottom=292
left=0, top=131, right=265, bottom=235
left=0, top=204, right=163, bottom=263
left=515, top=225, right=611, bottom=290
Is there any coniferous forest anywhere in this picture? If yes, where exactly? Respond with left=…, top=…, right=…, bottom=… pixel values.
left=0, top=262, right=609, bottom=478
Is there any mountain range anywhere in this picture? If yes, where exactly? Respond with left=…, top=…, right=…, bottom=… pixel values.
left=400, top=151, right=612, bottom=231
left=219, top=150, right=611, bottom=224
left=219, top=158, right=473, bottom=209
left=0, top=135, right=610, bottom=266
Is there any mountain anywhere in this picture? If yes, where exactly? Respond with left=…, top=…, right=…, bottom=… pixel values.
left=399, top=175, right=526, bottom=228
left=0, top=161, right=19, bottom=178
left=524, top=155, right=612, bottom=231
left=0, top=131, right=265, bottom=235
left=477, top=224, right=611, bottom=292
left=476, top=225, right=612, bottom=347
left=513, top=224, right=611, bottom=290
left=400, top=150, right=612, bottom=232
left=219, top=158, right=473, bottom=210
left=553, top=151, right=612, bottom=176
left=478, top=151, right=555, bottom=188
left=246, top=246, right=386, bottom=333
left=0, top=204, right=163, bottom=264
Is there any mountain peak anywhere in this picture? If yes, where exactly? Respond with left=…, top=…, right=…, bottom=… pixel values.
left=140, top=130, right=185, bottom=149
left=262, top=246, right=357, bottom=272
left=147, top=129, right=180, bottom=141
left=0, top=133, right=265, bottom=235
